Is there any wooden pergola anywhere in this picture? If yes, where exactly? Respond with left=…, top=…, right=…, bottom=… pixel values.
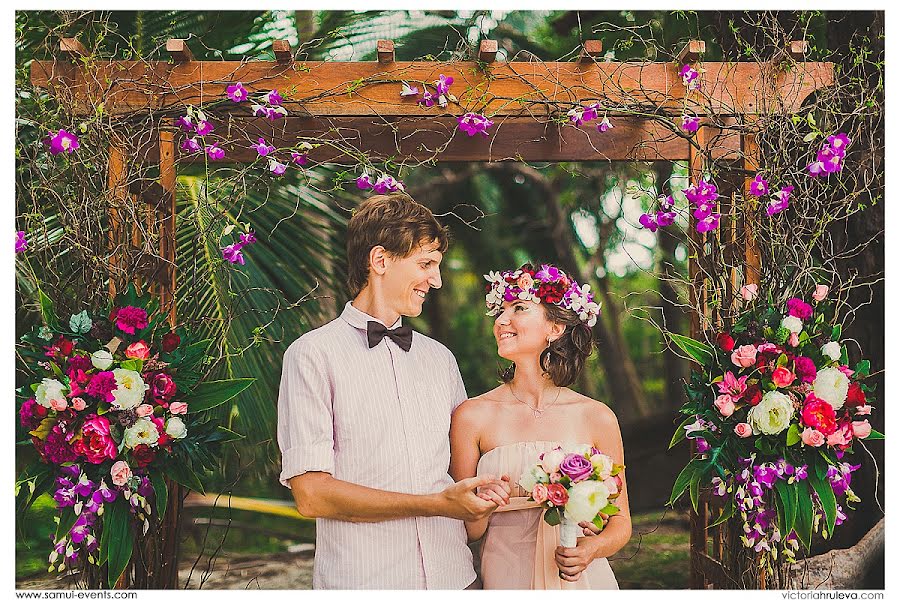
left=32, top=36, right=833, bottom=589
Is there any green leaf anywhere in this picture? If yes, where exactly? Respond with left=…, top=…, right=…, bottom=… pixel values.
left=164, top=461, right=205, bottom=495
left=865, top=429, right=885, bottom=440
left=831, top=325, right=842, bottom=341
left=802, top=131, right=818, bottom=143
left=38, top=288, right=59, bottom=328
left=150, top=471, right=168, bottom=520
left=103, top=498, right=134, bottom=588
left=795, top=479, right=814, bottom=550
left=69, top=310, right=93, bottom=334
left=667, top=333, right=714, bottom=367
left=599, top=503, right=620, bottom=517
left=689, top=470, right=702, bottom=513
left=809, top=472, right=837, bottom=536
left=840, top=345, right=849, bottom=366
left=669, top=417, right=692, bottom=450
left=119, top=359, right=143, bottom=372
left=668, top=460, right=698, bottom=506
left=187, top=378, right=255, bottom=413
left=786, top=424, right=802, bottom=446
left=543, top=507, right=561, bottom=526
left=56, top=509, right=79, bottom=546
left=776, top=353, right=789, bottom=368
left=774, top=480, right=799, bottom=536
left=207, top=426, right=245, bottom=444
left=854, top=360, right=871, bottom=377
left=707, top=499, right=735, bottom=529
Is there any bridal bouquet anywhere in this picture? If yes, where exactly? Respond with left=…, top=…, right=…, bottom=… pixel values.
left=519, top=444, right=624, bottom=547
left=667, top=283, right=882, bottom=562
left=15, top=285, right=253, bottom=587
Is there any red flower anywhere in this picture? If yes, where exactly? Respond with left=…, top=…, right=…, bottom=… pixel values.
left=716, top=333, right=735, bottom=351
left=745, top=384, right=762, bottom=406
left=546, top=483, right=569, bottom=506
left=114, top=306, right=149, bottom=335
left=149, top=372, right=177, bottom=405
left=131, top=444, right=156, bottom=468
left=801, top=395, right=838, bottom=435
left=156, top=432, right=172, bottom=448
left=73, top=415, right=118, bottom=464
left=126, top=340, right=151, bottom=360
left=771, top=366, right=796, bottom=388
left=57, top=337, right=75, bottom=356
left=162, top=332, right=181, bottom=352
left=845, top=382, right=866, bottom=408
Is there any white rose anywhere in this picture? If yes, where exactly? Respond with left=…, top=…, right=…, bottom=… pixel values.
left=590, top=453, right=614, bottom=479
left=561, top=443, right=592, bottom=456
left=564, top=480, right=610, bottom=523
left=91, top=350, right=114, bottom=370
left=541, top=449, right=566, bottom=474
left=123, top=418, right=160, bottom=449
left=518, top=464, right=550, bottom=492
left=821, top=342, right=842, bottom=362
left=781, top=316, right=803, bottom=334
left=813, top=367, right=850, bottom=410
left=111, top=369, right=148, bottom=410
left=35, top=378, right=67, bottom=409
left=748, top=391, right=795, bottom=435
left=165, top=416, right=188, bottom=439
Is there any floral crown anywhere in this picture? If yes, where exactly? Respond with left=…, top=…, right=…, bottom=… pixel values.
left=484, top=263, right=601, bottom=328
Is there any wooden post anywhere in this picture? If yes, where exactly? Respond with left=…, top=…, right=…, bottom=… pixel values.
left=579, top=40, right=604, bottom=63
left=376, top=40, right=395, bottom=64
left=272, top=39, right=292, bottom=63
left=742, top=122, right=762, bottom=287
left=478, top=40, right=498, bottom=63
left=166, top=38, right=194, bottom=62
left=107, top=143, right=128, bottom=298
left=158, top=125, right=177, bottom=326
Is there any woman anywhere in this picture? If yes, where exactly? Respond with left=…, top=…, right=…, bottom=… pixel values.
left=450, top=263, right=632, bottom=589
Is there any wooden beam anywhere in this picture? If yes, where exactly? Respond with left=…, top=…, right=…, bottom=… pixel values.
left=376, top=40, right=394, bottom=64
left=676, top=40, right=706, bottom=64
left=158, top=126, right=177, bottom=325
left=30, top=59, right=834, bottom=117
left=272, top=39, right=292, bottom=63
left=478, top=39, right=498, bottom=63
left=579, top=39, right=603, bottom=63
left=60, top=38, right=88, bottom=58
left=166, top=39, right=194, bottom=62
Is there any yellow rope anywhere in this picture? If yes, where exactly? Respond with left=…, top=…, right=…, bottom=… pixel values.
left=184, top=493, right=312, bottom=521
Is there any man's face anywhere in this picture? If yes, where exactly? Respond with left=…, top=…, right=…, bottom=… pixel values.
left=382, top=239, right=443, bottom=318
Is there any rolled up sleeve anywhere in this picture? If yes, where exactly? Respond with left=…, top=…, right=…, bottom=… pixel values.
left=277, top=340, right=335, bottom=487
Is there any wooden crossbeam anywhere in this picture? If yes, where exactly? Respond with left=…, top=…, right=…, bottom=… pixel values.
left=677, top=40, right=706, bottom=63
left=478, top=39, right=498, bottom=63
left=579, top=39, right=603, bottom=63
left=272, top=39, right=292, bottom=63
left=60, top=37, right=88, bottom=58
left=166, top=38, right=194, bottom=62
left=376, top=40, right=394, bottom=63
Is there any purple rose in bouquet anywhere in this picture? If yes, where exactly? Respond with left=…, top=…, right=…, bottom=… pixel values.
left=559, top=453, right=594, bottom=483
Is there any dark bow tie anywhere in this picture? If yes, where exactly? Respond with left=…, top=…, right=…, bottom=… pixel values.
left=366, top=321, right=413, bottom=352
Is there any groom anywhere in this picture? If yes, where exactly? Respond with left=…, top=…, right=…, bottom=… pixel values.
left=277, top=192, right=510, bottom=589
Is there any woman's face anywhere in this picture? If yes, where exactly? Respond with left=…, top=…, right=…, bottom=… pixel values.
left=493, top=300, right=564, bottom=361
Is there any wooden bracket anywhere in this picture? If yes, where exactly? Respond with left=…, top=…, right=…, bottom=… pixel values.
left=59, top=38, right=88, bottom=59
left=579, top=40, right=604, bottom=63
left=376, top=40, right=395, bottom=63
left=166, top=39, right=194, bottom=62
left=478, top=39, right=498, bottom=63
left=272, top=39, right=293, bottom=63
left=676, top=40, right=706, bottom=63
left=773, top=40, right=808, bottom=63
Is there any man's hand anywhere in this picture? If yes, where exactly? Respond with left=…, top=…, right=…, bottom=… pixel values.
left=555, top=537, right=596, bottom=582
left=476, top=474, right=511, bottom=507
left=438, top=475, right=507, bottom=521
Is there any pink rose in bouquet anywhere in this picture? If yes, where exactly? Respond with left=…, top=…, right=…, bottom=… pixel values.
left=110, top=460, right=133, bottom=486
left=126, top=340, right=151, bottom=360
left=559, top=453, right=594, bottom=483
left=851, top=420, right=872, bottom=439
left=532, top=483, right=549, bottom=503
left=731, top=344, right=757, bottom=368
left=546, top=483, right=569, bottom=506
left=771, top=366, right=796, bottom=388
left=734, top=423, right=753, bottom=438
left=801, top=427, right=826, bottom=447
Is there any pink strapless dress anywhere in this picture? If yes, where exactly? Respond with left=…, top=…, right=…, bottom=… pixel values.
left=476, top=440, right=619, bottom=590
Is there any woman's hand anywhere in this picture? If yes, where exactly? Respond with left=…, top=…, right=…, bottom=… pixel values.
left=554, top=535, right=601, bottom=582
left=476, top=474, right=511, bottom=506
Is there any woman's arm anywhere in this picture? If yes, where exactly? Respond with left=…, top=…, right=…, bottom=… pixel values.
left=449, top=400, right=497, bottom=542
left=555, top=402, right=633, bottom=581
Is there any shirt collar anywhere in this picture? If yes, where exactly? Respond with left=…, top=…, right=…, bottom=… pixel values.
left=339, top=301, right=403, bottom=331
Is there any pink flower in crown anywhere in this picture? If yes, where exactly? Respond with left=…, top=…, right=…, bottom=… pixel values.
left=517, top=273, right=534, bottom=291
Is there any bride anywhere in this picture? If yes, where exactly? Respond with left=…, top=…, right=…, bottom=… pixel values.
left=450, top=263, right=632, bottom=589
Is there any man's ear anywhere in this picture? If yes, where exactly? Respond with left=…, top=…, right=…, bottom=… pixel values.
left=369, top=245, right=389, bottom=275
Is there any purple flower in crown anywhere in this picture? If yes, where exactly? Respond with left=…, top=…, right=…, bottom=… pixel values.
left=679, top=64, right=700, bottom=90
left=749, top=174, right=769, bottom=197
left=766, top=185, right=793, bottom=216
left=205, top=143, right=225, bottom=161
left=597, top=115, right=613, bottom=132
left=226, top=82, right=249, bottom=102
left=696, top=213, right=721, bottom=233
left=269, top=159, right=287, bottom=176
left=180, top=137, right=202, bottom=153
left=222, top=243, right=245, bottom=265
left=252, top=138, right=276, bottom=157
left=265, top=89, right=283, bottom=106
left=457, top=112, right=493, bottom=137
left=535, top=264, right=562, bottom=282
left=400, top=82, right=419, bottom=97
left=356, top=171, right=374, bottom=190
left=195, top=119, right=214, bottom=137
left=175, top=115, right=194, bottom=132
left=45, top=129, right=80, bottom=156
left=681, top=115, right=700, bottom=133
left=15, top=230, right=27, bottom=253
left=639, top=213, right=659, bottom=232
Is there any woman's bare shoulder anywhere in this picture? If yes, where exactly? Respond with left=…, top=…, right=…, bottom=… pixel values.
left=570, top=392, right=620, bottom=427
left=453, top=386, right=507, bottom=419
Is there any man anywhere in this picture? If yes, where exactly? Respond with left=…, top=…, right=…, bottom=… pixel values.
left=277, top=192, right=510, bottom=589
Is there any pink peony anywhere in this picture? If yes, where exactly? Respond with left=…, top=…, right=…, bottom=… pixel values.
left=74, top=416, right=118, bottom=464
left=734, top=423, right=753, bottom=438
left=126, top=341, right=151, bottom=360
left=115, top=306, right=148, bottom=335
left=813, top=284, right=829, bottom=302
left=169, top=401, right=188, bottom=415
left=786, top=298, right=814, bottom=320
left=731, top=344, right=758, bottom=368
left=801, top=427, right=826, bottom=447
left=714, top=394, right=736, bottom=417
left=110, top=460, right=133, bottom=486
left=851, top=420, right=872, bottom=439
left=801, top=395, right=838, bottom=435
left=532, top=483, right=549, bottom=503
left=771, top=366, right=796, bottom=388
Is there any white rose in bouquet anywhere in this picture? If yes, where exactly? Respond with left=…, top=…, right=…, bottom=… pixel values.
left=35, top=378, right=67, bottom=408
left=564, top=480, right=610, bottom=523
left=821, top=341, right=842, bottom=362
left=111, top=368, right=148, bottom=410
left=590, top=453, right=614, bottom=479
left=124, top=418, right=160, bottom=449
left=91, top=350, right=114, bottom=370
left=165, top=416, right=188, bottom=439
left=748, top=391, right=795, bottom=435
left=781, top=316, right=803, bottom=334
left=541, top=449, right=566, bottom=474
left=813, top=367, right=850, bottom=410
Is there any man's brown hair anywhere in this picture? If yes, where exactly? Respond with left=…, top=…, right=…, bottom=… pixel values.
left=346, top=193, right=450, bottom=297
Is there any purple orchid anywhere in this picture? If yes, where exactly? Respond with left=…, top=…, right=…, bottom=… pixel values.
left=457, top=112, right=494, bottom=137
left=175, top=115, right=194, bottom=132
left=268, top=159, right=287, bottom=176
left=681, top=115, right=700, bottom=133
left=180, top=137, right=202, bottom=153
left=226, top=82, right=249, bottom=102
left=400, top=82, right=419, bottom=97
left=696, top=213, right=721, bottom=233
left=239, top=231, right=256, bottom=245
left=15, top=230, right=27, bottom=253
left=195, top=119, right=214, bottom=136
left=766, top=185, right=793, bottom=216
left=597, top=115, right=613, bottom=132
left=291, top=152, right=308, bottom=166
left=656, top=210, right=677, bottom=227
left=749, top=174, right=769, bottom=196
left=418, top=90, right=436, bottom=108
left=45, top=129, right=80, bottom=156
left=265, top=89, right=283, bottom=106
left=679, top=64, right=701, bottom=90
left=373, top=175, right=404, bottom=194
left=434, top=74, right=454, bottom=97
left=205, top=143, right=225, bottom=161
left=356, top=172, right=374, bottom=190
left=638, top=213, right=659, bottom=232
left=252, top=138, right=275, bottom=157
left=222, top=243, right=245, bottom=265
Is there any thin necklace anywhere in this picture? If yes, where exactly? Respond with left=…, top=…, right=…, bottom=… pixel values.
left=508, top=383, right=562, bottom=419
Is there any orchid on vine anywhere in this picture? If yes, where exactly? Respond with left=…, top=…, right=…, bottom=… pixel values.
left=205, top=143, right=225, bottom=161
left=766, top=186, right=794, bottom=216
left=457, top=112, right=493, bottom=137
left=680, top=64, right=700, bottom=90
left=44, top=129, right=80, bottom=156
left=597, top=115, right=613, bottom=132
left=15, top=230, right=27, bottom=253
left=749, top=174, right=769, bottom=197
left=268, top=159, right=287, bottom=176
left=252, top=138, right=275, bottom=157
left=681, top=115, right=700, bottom=133
left=400, top=82, right=419, bottom=97
left=180, top=137, right=201, bottom=153
left=226, top=82, right=248, bottom=102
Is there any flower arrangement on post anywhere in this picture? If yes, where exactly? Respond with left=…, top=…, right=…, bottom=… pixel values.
left=518, top=444, right=624, bottom=547
left=667, top=283, right=882, bottom=566
left=15, top=284, right=254, bottom=588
